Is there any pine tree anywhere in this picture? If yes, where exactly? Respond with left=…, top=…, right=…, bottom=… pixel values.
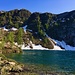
left=16, top=28, right=24, bottom=45
left=0, top=37, right=5, bottom=50
left=6, top=32, right=14, bottom=43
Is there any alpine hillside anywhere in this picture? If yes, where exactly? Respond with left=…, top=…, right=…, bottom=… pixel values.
left=0, top=9, right=75, bottom=50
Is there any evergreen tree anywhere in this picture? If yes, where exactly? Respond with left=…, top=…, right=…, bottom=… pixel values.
left=0, top=37, right=5, bottom=50
left=45, top=23, right=49, bottom=30
left=16, top=28, right=24, bottom=45
left=6, top=32, right=14, bottom=43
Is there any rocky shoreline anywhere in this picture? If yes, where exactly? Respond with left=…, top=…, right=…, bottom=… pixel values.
left=0, top=54, right=24, bottom=75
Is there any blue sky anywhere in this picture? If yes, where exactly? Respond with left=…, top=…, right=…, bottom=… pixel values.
left=0, top=0, right=75, bottom=14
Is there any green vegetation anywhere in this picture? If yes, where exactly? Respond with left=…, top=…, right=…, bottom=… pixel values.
left=0, top=29, right=22, bottom=54
left=16, top=28, right=24, bottom=45
left=6, top=32, right=14, bottom=43
left=26, top=10, right=75, bottom=46
left=0, top=9, right=75, bottom=75
left=0, top=9, right=75, bottom=46
left=0, top=38, right=5, bottom=50
left=0, top=9, right=31, bottom=28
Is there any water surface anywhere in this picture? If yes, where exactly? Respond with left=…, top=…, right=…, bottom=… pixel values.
left=6, top=50, right=75, bottom=73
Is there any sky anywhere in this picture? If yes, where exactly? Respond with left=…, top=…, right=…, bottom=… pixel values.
left=0, top=0, right=75, bottom=14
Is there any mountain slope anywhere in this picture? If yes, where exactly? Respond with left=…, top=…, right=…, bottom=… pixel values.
left=0, top=9, right=31, bottom=28
left=0, top=9, right=75, bottom=49
left=25, top=10, right=75, bottom=47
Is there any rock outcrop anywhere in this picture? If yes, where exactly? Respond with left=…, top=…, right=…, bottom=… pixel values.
left=0, top=54, right=24, bottom=75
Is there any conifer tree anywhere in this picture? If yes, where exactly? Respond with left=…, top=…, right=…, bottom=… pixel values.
left=16, top=28, right=24, bottom=45
left=7, top=32, right=14, bottom=43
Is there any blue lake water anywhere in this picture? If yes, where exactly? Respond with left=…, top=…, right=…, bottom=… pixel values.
left=6, top=50, right=75, bottom=73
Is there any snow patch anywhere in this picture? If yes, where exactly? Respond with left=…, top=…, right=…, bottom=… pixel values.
left=21, top=44, right=31, bottom=50
left=23, top=25, right=27, bottom=33
left=11, top=27, right=18, bottom=31
left=21, top=40, right=63, bottom=50
left=3, top=27, right=8, bottom=31
left=21, top=44, right=49, bottom=50
left=21, top=43, right=63, bottom=50
left=53, top=45, right=63, bottom=50
left=55, top=40, right=75, bottom=51
left=0, top=27, right=18, bottom=31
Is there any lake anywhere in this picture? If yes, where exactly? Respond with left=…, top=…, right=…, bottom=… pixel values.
left=6, top=50, right=75, bottom=73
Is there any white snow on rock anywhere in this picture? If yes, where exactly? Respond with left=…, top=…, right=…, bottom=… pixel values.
left=21, top=44, right=31, bottom=50
left=55, top=40, right=75, bottom=51
left=11, top=27, right=18, bottom=31
left=23, top=25, right=27, bottom=33
left=15, top=31, right=75, bottom=51
left=21, top=44, right=49, bottom=50
left=53, top=45, right=63, bottom=50
left=21, top=41, right=49, bottom=50
left=16, top=38, right=75, bottom=51
left=0, top=27, right=18, bottom=31
left=3, top=27, right=8, bottom=31
left=21, top=34, right=63, bottom=50
left=32, top=44, right=49, bottom=50
left=21, top=40, right=63, bottom=50
left=23, top=25, right=33, bottom=32
left=21, top=44, right=63, bottom=50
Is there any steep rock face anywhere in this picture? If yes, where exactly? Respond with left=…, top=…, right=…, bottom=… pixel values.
left=48, top=10, right=75, bottom=46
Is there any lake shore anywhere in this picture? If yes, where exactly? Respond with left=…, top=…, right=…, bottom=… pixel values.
left=21, top=44, right=64, bottom=51
left=5, top=50, right=75, bottom=75
left=0, top=53, right=71, bottom=75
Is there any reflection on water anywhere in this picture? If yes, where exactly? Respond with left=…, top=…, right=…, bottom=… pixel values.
left=6, top=50, right=75, bottom=73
